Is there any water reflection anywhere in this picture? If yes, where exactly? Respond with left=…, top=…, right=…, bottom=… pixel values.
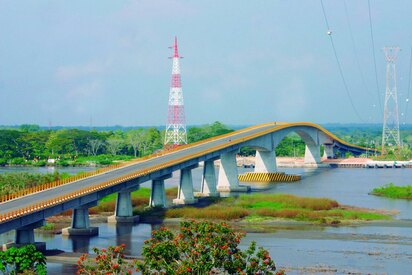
left=69, top=236, right=90, bottom=253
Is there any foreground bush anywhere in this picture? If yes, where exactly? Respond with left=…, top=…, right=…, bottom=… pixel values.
left=77, top=244, right=134, bottom=275
left=77, top=220, right=284, bottom=275
left=0, top=244, right=46, bottom=275
left=136, top=220, right=283, bottom=275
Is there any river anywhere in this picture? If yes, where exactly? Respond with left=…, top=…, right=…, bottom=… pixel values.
left=1, top=166, right=411, bottom=274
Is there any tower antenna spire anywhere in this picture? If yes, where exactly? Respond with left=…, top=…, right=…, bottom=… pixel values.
left=164, top=36, right=187, bottom=148
left=381, top=46, right=401, bottom=154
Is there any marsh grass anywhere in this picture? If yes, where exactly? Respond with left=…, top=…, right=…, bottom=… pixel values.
left=163, top=193, right=391, bottom=223
left=371, top=183, right=412, bottom=199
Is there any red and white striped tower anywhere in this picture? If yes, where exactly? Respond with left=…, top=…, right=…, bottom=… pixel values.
left=164, top=36, right=187, bottom=148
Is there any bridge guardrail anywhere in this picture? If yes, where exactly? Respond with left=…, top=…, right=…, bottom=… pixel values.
left=0, top=123, right=274, bottom=204
left=3, top=121, right=372, bottom=223
left=0, top=123, right=278, bottom=223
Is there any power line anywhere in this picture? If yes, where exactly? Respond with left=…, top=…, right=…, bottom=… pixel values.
left=343, top=0, right=378, bottom=122
left=404, top=47, right=412, bottom=122
left=320, top=0, right=365, bottom=122
left=368, top=0, right=383, bottom=113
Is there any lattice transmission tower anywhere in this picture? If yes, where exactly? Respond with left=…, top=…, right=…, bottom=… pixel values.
left=381, top=46, right=401, bottom=153
left=164, top=36, right=187, bottom=148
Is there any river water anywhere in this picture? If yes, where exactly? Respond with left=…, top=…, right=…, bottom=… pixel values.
left=1, top=166, right=411, bottom=274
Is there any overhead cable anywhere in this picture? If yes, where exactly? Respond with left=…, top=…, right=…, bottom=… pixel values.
left=320, top=0, right=365, bottom=122
left=344, top=0, right=379, bottom=122
left=368, top=0, right=383, bottom=113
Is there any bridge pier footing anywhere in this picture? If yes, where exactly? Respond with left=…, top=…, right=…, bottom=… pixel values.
left=217, top=150, right=249, bottom=193
left=62, top=202, right=98, bottom=236
left=2, top=220, right=46, bottom=251
left=196, top=159, right=219, bottom=197
left=108, top=190, right=139, bottom=224
left=174, top=165, right=198, bottom=205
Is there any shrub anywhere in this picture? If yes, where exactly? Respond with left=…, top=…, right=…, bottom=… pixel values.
left=77, top=244, right=134, bottom=275
left=136, top=220, right=282, bottom=275
left=0, top=244, right=46, bottom=275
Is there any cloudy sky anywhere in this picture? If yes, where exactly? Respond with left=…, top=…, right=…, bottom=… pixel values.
left=0, top=0, right=411, bottom=126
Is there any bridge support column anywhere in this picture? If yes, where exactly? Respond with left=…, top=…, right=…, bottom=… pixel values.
left=150, top=174, right=172, bottom=208
left=254, top=150, right=277, bottom=173
left=108, top=190, right=139, bottom=224
left=62, top=202, right=98, bottom=236
left=323, top=144, right=335, bottom=159
left=304, top=144, right=321, bottom=165
left=2, top=220, right=46, bottom=251
left=173, top=164, right=198, bottom=205
left=217, top=150, right=249, bottom=192
left=197, top=159, right=219, bottom=197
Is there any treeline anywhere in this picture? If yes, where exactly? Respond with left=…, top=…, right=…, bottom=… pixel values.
left=0, top=122, right=237, bottom=166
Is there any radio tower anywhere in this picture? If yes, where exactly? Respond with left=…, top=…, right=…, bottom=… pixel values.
left=381, top=46, right=401, bottom=153
left=164, top=36, right=187, bottom=148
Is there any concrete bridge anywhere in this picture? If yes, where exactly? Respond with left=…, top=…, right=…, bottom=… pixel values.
left=0, top=122, right=372, bottom=249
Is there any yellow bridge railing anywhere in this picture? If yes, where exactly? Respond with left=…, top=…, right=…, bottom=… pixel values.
left=0, top=121, right=374, bottom=223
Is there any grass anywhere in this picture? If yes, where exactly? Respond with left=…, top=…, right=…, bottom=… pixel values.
left=54, top=186, right=391, bottom=225
left=162, top=193, right=391, bottom=224
left=371, top=183, right=412, bottom=200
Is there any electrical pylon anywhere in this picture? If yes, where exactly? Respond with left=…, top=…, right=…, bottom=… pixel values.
left=381, top=46, right=401, bottom=153
left=164, top=36, right=187, bottom=148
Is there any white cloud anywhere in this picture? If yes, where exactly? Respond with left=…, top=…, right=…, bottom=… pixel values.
left=55, top=60, right=110, bottom=82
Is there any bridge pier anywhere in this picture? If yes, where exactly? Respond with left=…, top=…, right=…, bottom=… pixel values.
left=150, top=174, right=172, bottom=208
left=254, top=150, right=277, bottom=173
left=197, top=159, right=219, bottom=197
left=304, top=144, right=321, bottom=165
left=323, top=144, right=335, bottom=159
left=108, top=189, right=139, bottom=224
left=217, top=150, right=249, bottom=192
left=2, top=220, right=46, bottom=251
left=173, top=164, right=198, bottom=205
left=62, top=202, right=98, bottom=236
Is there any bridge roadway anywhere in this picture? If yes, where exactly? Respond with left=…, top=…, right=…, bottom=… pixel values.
left=0, top=123, right=277, bottom=215
left=0, top=121, right=372, bottom=239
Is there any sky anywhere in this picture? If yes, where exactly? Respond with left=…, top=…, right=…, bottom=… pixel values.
left=0, top=0, right=412, bottom=127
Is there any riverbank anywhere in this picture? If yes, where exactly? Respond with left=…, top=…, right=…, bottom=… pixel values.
left=36, top=191, right=396, bottom=236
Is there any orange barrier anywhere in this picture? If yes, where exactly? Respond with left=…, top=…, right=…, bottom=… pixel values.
left=0, top=123, right=273, bottom=204
left=0, top=122, right=371, bottom=223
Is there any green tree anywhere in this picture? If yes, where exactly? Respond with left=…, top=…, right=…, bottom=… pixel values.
left=136, top=220, right=281, bottom=275
left=0, top=244, right=46, bottom=275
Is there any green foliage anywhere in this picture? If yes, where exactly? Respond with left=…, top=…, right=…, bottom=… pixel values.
left=275, top=135, right=305, bottom=157
left=0, top=172, right=64, bottom=196
left=163, top=194, right=391, bottom=223
left=40, top=223, right=55, bottom=231
left=0, top=244, right=46, bottom=275
left=77, top=244, right=135, bottom=275
left=188, top=121, right=233, bottom=143
left=371, top=183, right=412, bottom=199
left=136, top=220, right=280, bottom=275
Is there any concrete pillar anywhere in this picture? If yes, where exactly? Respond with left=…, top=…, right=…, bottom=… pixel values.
left=304, top=144, right=321, bottom=165
left=173, top=165, right=198, bottom=205
left=323, top=144, right=335, bottom=159
left=199, top=160, right=219, bottom=197
left=150, top=179, right=167, bottom=208
left=62, top=202, right=98, bottom=236
left=149, top=174, right=171, bottom=208
left=108, top=190, right=139, bottom=224
left=217, top=150, right=249, bottom=192
left=254, top=150, right=277, bottom=173
left=2, top=220, right=46, bottom=251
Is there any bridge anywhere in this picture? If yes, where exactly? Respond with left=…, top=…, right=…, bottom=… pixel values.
left=0, top=122, right=372, bottom=249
